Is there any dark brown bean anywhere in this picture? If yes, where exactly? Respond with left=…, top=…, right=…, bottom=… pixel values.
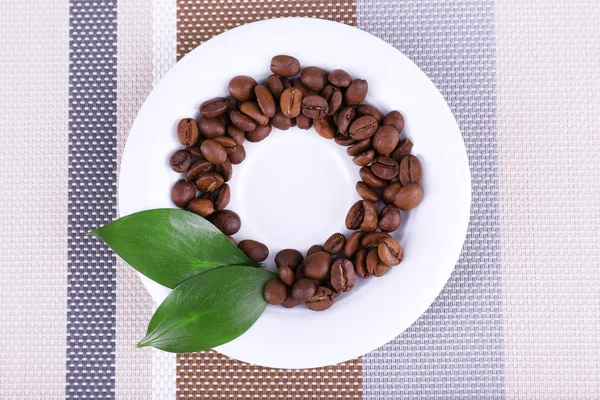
left=171, top=180, right=196, bottom=208
left=352, top=149, right=375, bottom=166
left=334, top=134, right=354, bottom=146
left=360, top=166, right=387, bottom=189
left=240, top=101, right=269, bottom=125
left=307, top=244, right=325, bottom=256
left=281, top=288, right=299, bottom=308
left=313, top=118, right=335, bottom=139
left=305, top=286, right=334, bottom=311
left=212, top=136, right=237, bottom=154
left=300, top=66, right=328, bottom=92
left=379, top=204, right=402, bottom=232
left=390, top=138, right=414, bottom=162
left=228, top=143, right=246, bottom=164
left=270, top=110, right=293, bottom=130
left=238, top=240, right=269, bottom=262
left=214, top=159, right=232, bottom=182
left=330, top=258, right=356, bottom=292
left=177, top=118, right=199, bottom=146
left=279, top=265, right=295, bottom=286
left=292, top=79, right=311, bottom=97
left=292, top=278, right=316, bottom=302
left=280, top=87, right=303, bottom=118
left=371, top=156, right=399, bottom=180
left=303, top=251, right=332, bottom=280
left=187, top=198, right=214, bottom=217
left=246, top=124, right=272, bottom=142
left=296, top=113, right=313, bottom=130
left=214, top=184, right=230, bottom=211
left=393, top=183, right=424, bottom=210
left=186, top=159, right=213, bottom=180
left=324, top=233, right=346, bottom=254
left=200, top=97, right=229, bottom=118
left=188, top=144, right=203, bottom=157
left=399, top=154, right=423, bottom=185
left=266, top=74, right=284, bottom=101
left=345, top=200, right=378, bottom=232
left=208, top=210, right=241, bottom=235
left=344, top=79, right=368, bottom=106
left=344, top=231, right=365, bottom=259
left=227, top=125, right=245, bottom=145
left=170, top=149, right=192, bottom=173
left=321, top=85, right=343, bottom=116
left=301, top=95, right=329, bottom=119
left=378, top=237, right=403, bottom=266
left=382, top=110, right=404, bottom=132
left=349, top=115, right=378, bottom=140
left=228, top=75, right=257, bottom=101
left=200, top=139, right=227, bottom=164
left=270, top=55, right=301, bottom=77
left=328, top=69, right=351, bottom=87
left=382, top=182, right=403, bottom=204
left=362, top=232, right=392, bottom=249
left=295, top=264, right=306, bottom=280
left=281, top=78, right=292, bottom=89
left=373, top=125, right=400, bottom=155
left=254, top=85, right=276, bottom=118
left=355, top=104, right=383, bottom=123
left=336, top=107, right=355, bottom=134
left=195, top=171, right=224, bottom=192
left=230, top=109, right=257, bottom=131
left=198, top=117, right=226, bottom=138
left=264, top=279, right=287, bottom=305
left=275, top=249, right=304, bottom=271
left=347, top=138, right=372, bottom=157
left=356, top=181, right=380, bottom=202
left=354, top=248, right=369, bottom=278
left=367, top=248, right=389, bottom=277
left=361, top=200, right=378, bottom=232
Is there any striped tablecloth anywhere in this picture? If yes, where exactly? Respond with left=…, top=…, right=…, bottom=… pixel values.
left=1, top=0, right=599, bottom=398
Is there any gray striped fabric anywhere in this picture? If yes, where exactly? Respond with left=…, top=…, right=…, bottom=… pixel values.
left=358, top=1, right=505, bottom=398
left=67, top=1, right=118, bottom=397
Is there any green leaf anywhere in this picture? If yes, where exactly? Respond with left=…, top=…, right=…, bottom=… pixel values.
left=89, top=208, right=259, bottom=288
left=137, top=266, right=275, bottom=352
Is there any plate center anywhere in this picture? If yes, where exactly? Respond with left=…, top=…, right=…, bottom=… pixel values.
left=230, top=128, right=356, bottom=250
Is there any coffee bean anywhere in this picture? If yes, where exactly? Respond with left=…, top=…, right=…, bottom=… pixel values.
left=313, top=118, right=335, bottom=139
left=362, top=232, right=391, bottom=249
left=399, top=154, right=423, bottom=185
left=390, top=138, right=413, bottom=162
left=344, top=79, right=368, bottom=106
left=300, top=66, right=328, bottom=92
left=382, top=110, right=404, bottom=132
left=336, top=107, right=355, bottom=134
left=321, top=279, right=341, bottom=299
left=270, top=110, right=293, bottom=130
left=188, top=144, right=203, bottom=157
left=177, top=118, right=199, bottom=146
left=347, top=138, right=372, bottom=157
left=198, top=117, right=226, bottom=138
left=367, top=248, right=389, bottom=277
left=212, top=136, right=237, bottom=154
left=200, top=97, right=229, bottom=118
left=214, top=184, right=230, bottom=211
left=280, top=87, right=303, bottom=118
left=188, top=198, right=214, bottom=217
left=382, top=182, right=403, bottom=204
left=281, top=289, right=299, bottom=308
left=171, top=180, right=196, bottom=208
left=208, top=210, right=241, bottom=235
left=270, top=55, right=301, bottom=77
left=246, top=124, right=272, bottom=143
left=354, top=248, right=369, bottom=278
left=393, top=183, right=424, bottom=210
left=330, top=259, right=356, bottom=292
left=371, top=156, right=399, bottom=180
left=282, top=77, right=292, bottom=89
left=361, top=200, right=378, bottom=232
left=254, top=85, right=276, bottom=118
left=264, top=279, right=287, bottom=305
left=295, top=264, right=306, bottom=280
left=227, top=125, right=246, bottom=145
left=305, top=286, right=334, bottom=311
left=266, top=74, right=284, bottom=101
left=334, top=134, right=354, bottom=146
left=195, top=171, right=224, bottom=192
left=301, top=95, right=329, bottom=119
left=345, top=200, right=378, bottom=232
left=324, top=233, right=346, bottom=254
left=356, top=181, right=380, bottom=202
left=278, top=265, right=295, bottom=286
left=349, top=115, right=378, bottom=140
left=321, top=85, right=342, bottom=116
left=214, top=159, right=232, bottom=182
left=355, top=104, right=383, bottom=123
left=292, top=278, right=316, bottom=302
left=227, top=235, right=236, bottom=245
left=170, top=149, right=192, bottom=173
left=275, top=249, right=304, bottom=271
left=200, top=139, right=227, bottom=164
left=307, top=244, right=325, bottom=256
left=378, top=237, right=403, bottom=266
left=228, top=143, right=246, bottom=164
left=186, top=159, right=213, bottom=180
left=360, top=166, right=387, bottom=189
left=292, top=79, right=311, bottom=97
left=239, top=101, right=269, bottom=125
left=303, top=251, right=332, bottom=280
left=373, top=125, right=400, bottom=155
left=352, top=149, right=375, bottom=166
left=296, top=113, right=313, bottom=130
left=328, top=69, right=351, bottom=88
left=228, top=75, right=257, bottom=101
left=199, top=192, right=213, bottom=200
left=230, top=109, right=257, bottom=132
left=238, top=239, right=269, bottom=262
left=344, top=231, right=365, bottom=259
left=379, top=204, right=402, bottom=232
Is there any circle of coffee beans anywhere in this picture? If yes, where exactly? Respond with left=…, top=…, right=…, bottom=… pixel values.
left=170, top=55, right=424, bottom=311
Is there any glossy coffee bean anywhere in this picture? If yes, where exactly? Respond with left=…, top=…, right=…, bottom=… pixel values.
left=292, top=79, right=311, bottom=97
left=280, top=87, right=303, bottom=118
left=208, top=210, right=241, bottom=235
left=371, top=156, right=399, bottom=180
left=200, top=139, right=227, bottom=164
left=313, top=118, right=335, bottom=139
left=195, top=171, right=224, bottom=192
left=228, top=143, right=246, bottom=164
left=227, top=125, right=246, bottom=145
left=296, top=113, right=312, bottom=130
left=378, top=237, right=403, bottom=266
left=352, top=149, right=375, bottom=166
left=279, top=265, right=295, bottom=286
left=171, top=180, right=196, bottom=208
left=303, top=251, right=332, bottom=280
left=356, top=181, right=380, bottom=202
left=336, top=107, right=355, bottom=134
left=270, top=55, right=301, bottom=77
left=305, top=286, right=334, bottom=311
left=200, top=97, right=229, bottom=118
left=228, top=75, right=257, bottom=101
left=354, top=248, right=369, bottom=278
left=302, top=95, right=329, bottom=119
left=177, top=118, right=199, bottom=146
left=264, top=279, right=287, bottom=305
left=240, top=101, right=269, bottom=125
left=170, top=149, right=192, bottom=173
left=328, top=69, right=351, bottom=88
left=187, top=198, right=214, bottom=217
left=230, top=110, right=257, bottom=132
left=198, top=117, right=226, bottom=138
left=344, top=231, right=365, bottom=259
left=214, top=184, right=230, bottom=211
left=330, top=258, right=356, bottom=292
left=281, top=289, right=299, bottom=308
left=355, top=104, right=383, bottom=123
left=393, top=183, right=424, bottom=210
left=360, top=166, right=387, bottom=189
left=362, top=232, right=392, bottom=249
left=324, top=233, right=346, bottom=254
left=300, top=66, right=328, bottom=92
left=307, top=244, right=325, bottom=256
left=345, top=200, right=378, bottom=232
left=321, top=279, right=341, bottom=299
left=186, top=159, right=213, bottom=181
left=212, top=136, right=237, bottom=154
left=382, top=182, right=403, bottom=204
left=344, top=79, right=368, bottom=106
left=275, top=249, right=304, bottom=271
left=399, top=154, right=423, bottom=185
left=347, top=138, right=372, bottom=157
left=382, top=110, right=404, bottom=132
left=292, top=278, right=316, bottom=302
left=367, top=248, right=389, bottom=277
left=188, top=144, right=203, bottom=157
left=254, top=85, right=276, bottom=118
left=245, top=125, right=270, bottom=144
left=373, top=125, right=400, bottom=155
left=321, top=85, right=342, bottom=116
left=238, top=239, right=269, bottom=262
left=270, top=110, right=293, bottom=130
left=391, top=138, right=413, bottom=162
left=379, top=204, right=402, bottom=232
left=334, top=134, right=354, bottom=146
left=214, top=159, right=232, bottom=182
left=266, top=74, right=284, bottom=101
left=349, top=115, right=378, bottom=140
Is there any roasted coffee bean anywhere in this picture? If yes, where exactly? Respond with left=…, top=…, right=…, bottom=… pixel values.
left=390, top=175, right=400, bottom=183
left=171, top=180, right=196, bottom=208
left=270, top=110, right=293, bottom=130
left=390, top=138, right=413, bottom=161
left=228, top=143, right=246, bottom=164
left=281, top=289, right=299, bottom=308
left=212, top=136, right=237, bottom=154
left=214, top=184, right=230, bottom=211
left=296, top=113, right=313, bottom=130
left=371, top=156, right=399, bottom=180
left=188, top=144, right=203, bottom=157
left=324, top=233, right=346, bottom=254
left=321, top=279, right=341, bottom=299
left=188, top=198, right=214, bottom=217
left=282, top=77, right=292, bottom=89
left=345, top=200, right=378, bottom=232
left=266, top=74, right=284, bottom=101
left=300, top=66, right=328, bottom=92
left=246, top=124, right=272, bottom=143
left=198, top=117, right=226, bottom=138
left=393, top=183, right=424, bottom=210
left=355, top=104, right=383, bottom=123
left=200, top=97, right=229, bottom=118
left=382, top=182, right=403, bottom=204
left=280, top=87, right=303, bottom=118
left=360, top=166, right=387, bottom=189
left=301, top=95, right=329, bottom=119
left=321, top=85, right=342, bottom=116
left=254, top=85, right=276, bottom=118
left=362, top=232, right=391, bottom=249
left=379, top=204, right=402, bottom=232
left=195, top=171, right=224, bottom=192
left=367, top=248, right=389, bottom=277
left=307, top=244, right=325, bottom=256
left=275, top=249, right=304, bottom=270
left=344, top=231, right=365, bottom=259
left=303, top=251, right=332, bottom=280
left=208, top=210, right=241, bottom=235
left=292, top=79, right=311, bottom=97
left=336, top=107, right=355, bottom=134
left=295, top=264, right=306, bottom=280
left=328, top=69, right=351, bottom=88
left=238, top=240, right=269, bottom=262
left=352, top=149, right=375, bottom=166
left=349, top=115, right=378, bottom=141
left=270, top=55, right=301, bottom=77
left=186, top=159, right=213, bottom=181
left=292, top=278, right=316, bottom=302
left=347, top=138, right=372, bottom=157
left=199, top=191, right=213, bottom=200
left=373, top=125, right=400, bottom=155
left=361, top=200, right=378, bottom=232
left=200, top=139, right=227, bottom=164
left=240, top=101, right=269, bottom=125
left=382, top=110, right=404, bottom=132
left=399, top=154, right=423, bottom=185
left=305, top=286, right=334, bottom=311
left=279, top=265, right=295, bottom=286
left=378, top=237, right=403, bottom=266
left=170, top=149, right=192, bottom=173
left=356, top=181, right=380, bottom=202
left=227, top=125, right=245, bottom=145
left=177, top=118, right=199, bottom=146
left=228, top=75, right=257, bottom=101
left=230, top=109, right=257, bottom=132
left=214, top=159, right=232, bottom=182
left=354, top=248, right=369, bottom=278
left=344, top=79, right=368, bottom=106
left=226, top=235, right=236, bottom=245
left=334, top=134, right=354, bottom=146
left=330, top=259, right=356, bottom=292
left=313, top=118, right=335, bottom=139
left=264, top=279, right=287, bottom=305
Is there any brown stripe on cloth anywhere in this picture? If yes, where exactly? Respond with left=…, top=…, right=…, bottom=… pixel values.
left=176, top=1, right=360, bottom=398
